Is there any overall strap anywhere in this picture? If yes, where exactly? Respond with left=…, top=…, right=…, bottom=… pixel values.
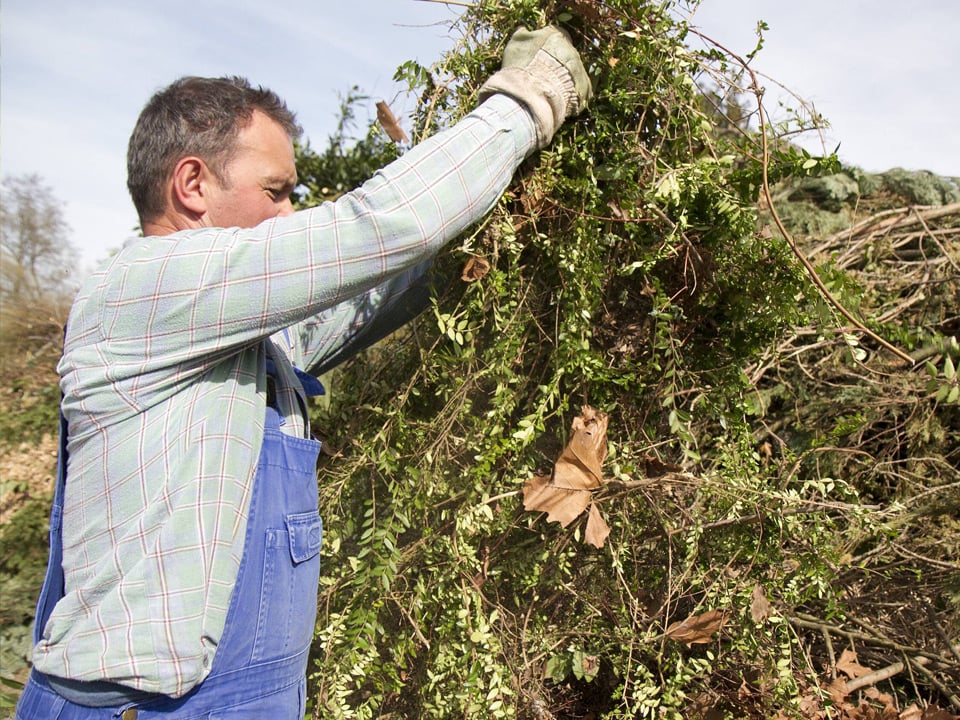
left=32, top=406, right=69, bottom=644
left=279, top=327, right=325, bottom=397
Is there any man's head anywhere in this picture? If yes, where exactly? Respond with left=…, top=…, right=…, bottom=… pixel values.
left=127, top=76, right=302, bottom=232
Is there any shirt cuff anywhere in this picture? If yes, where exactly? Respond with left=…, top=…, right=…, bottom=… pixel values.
left=471, top=93, right=539, bottom=161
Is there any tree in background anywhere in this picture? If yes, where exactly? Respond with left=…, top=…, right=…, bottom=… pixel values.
left=0, top=173, right=77, bottom=348
left=0, top=174, right=76, bottom=303
left=0, top=174, right=77, bottom=372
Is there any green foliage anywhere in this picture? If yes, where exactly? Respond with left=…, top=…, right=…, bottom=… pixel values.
left=0, top=496, right=52, bottom=691
left=0, top=380, right=60, bottom=446
left=293, top=88, right=400, bottom=207
left=0, top=498, right=50, bottom=628
left=296, top=1, right=956, bottom=717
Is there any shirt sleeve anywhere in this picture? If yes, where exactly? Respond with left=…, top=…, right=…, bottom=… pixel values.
left=289, top=257, right=439, bottom=376
left=93, top=95, right=536, bottom=397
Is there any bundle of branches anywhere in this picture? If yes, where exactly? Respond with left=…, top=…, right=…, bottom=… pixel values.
left=296, top=1, right=958, bottom=717
left=746, top=185, right=960, bottom=716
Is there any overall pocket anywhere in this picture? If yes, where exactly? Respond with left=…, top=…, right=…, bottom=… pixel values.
left=251, top=511, right=322, bottom=662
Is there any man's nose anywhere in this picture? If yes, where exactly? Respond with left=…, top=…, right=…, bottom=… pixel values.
left=278, top=198, right=295, bottom=217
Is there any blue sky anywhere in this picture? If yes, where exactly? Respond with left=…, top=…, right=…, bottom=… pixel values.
left=2, top=1, right=958, bottom=270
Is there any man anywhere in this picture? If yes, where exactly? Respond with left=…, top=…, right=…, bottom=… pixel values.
left=16, top=26, right=590, bottom=719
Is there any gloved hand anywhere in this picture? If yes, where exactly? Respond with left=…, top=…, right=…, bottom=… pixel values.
left=479, top=26, right=593, bottom=148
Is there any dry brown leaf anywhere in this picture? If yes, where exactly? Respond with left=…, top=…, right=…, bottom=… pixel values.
left=749, top=584, right=772, bottom=623
left=641, top=453, right=683, bottom=477
left=584, top=502, right=610, bottom=548
left=520, top=184, right=545, bottom=215
left=860, top=687, right=900, bottom=720
left=522, top=472, right=591, bottom=527
left=826, top=677, right=849, bottom=705
left=688, top=692, right=725, bottom=720
left=565, top=0, right=610, bottom=23
left=849, top=703, right=894, bottom=720
left=553, top=406, right=608, bottom=490
left=664, top=609, right=724, bottom=645
left=798, top=691, right=824, bottom=718
left=607, top=200, right=627, bottom=220
left=837, top=648, right=873, bottom=680
left=858, top=688, right=900, bottom=720
left=521, top=407, right=612, bottom=545
left=759, top=440, right=774, bottom=460
left=376, top=100, right=409, bottom=144
left=863, top=686, right=898, bottom=713
left=580, top=654, right=599, bottom=678
left=461, top=256, right=490, bottom=282
left=921, top=707, right=960, bottom=720
left=899, top=705, right=923, bottom=720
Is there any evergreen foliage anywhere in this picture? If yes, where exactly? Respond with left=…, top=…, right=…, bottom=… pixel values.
left=292, top=2, right=959, bottom=717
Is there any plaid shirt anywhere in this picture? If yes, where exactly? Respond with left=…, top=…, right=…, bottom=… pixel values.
left=32, top=95, right=536, bottom=696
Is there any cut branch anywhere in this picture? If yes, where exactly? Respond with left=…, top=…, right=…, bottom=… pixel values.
left=741, top=64, right=915, bottom=366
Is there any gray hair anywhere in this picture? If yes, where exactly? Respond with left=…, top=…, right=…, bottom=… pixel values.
left=126, top=76, right=302, bottom=225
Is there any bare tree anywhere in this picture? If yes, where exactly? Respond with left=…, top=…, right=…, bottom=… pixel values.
left=0, top=173, right=77, bottom=303
left=0, top=174, right=77, bottom=362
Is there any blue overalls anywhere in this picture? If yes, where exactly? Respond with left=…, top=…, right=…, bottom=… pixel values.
left=17, top=367, right=324, bottom=719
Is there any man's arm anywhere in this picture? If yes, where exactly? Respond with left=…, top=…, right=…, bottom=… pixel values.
left=87, top=96, right=535, bottom=383
left=290, top=257, right=437, bottom=377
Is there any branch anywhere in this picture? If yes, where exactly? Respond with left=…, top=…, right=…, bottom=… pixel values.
left=907, top=656, right=960, bottom=711
left=811, top=201, right=960, bottom=257
left=841, top=655, right=960, bottom=712
left=735, top=64, right=915, bottom=366
left=788, top=614, right=958, bottom=666
left=845, top=658, right=910, bottom=692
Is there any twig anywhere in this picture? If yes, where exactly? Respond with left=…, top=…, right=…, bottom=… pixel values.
left=788, top=614, right=956, bottom=665
left=912, top=205, right=960, bottom=274
left=906, top=656, right=960, bottom=711
left=659, top=503, right=848, bottom=537
left=823, top=629, right=837, bottom=681
left=812, top=202, right=960, bottom=257
left=892, top=543, right=960, bottom=572
left=792, top=613, right=960, bottom=707
left=604, top=472, right=694, bottom=491
left=720, top=55, right=915, bottom=365
left=845, top=658, right=910, bottom=692
left=924, top=601, right=960, bottom=666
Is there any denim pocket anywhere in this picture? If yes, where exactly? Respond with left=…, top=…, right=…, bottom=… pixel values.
left=251, top=512, right=322, bottom=662
left=286, top=512, right=323, bottom=563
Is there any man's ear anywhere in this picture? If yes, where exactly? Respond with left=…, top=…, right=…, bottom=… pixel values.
left=171, top=156, right=209, bottom=217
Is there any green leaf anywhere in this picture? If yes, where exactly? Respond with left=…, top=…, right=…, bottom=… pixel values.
left=948, top=384, right=960, bottom=404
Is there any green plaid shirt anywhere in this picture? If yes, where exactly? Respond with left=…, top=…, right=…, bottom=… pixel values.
left=33, top=95, right=536, bottom=696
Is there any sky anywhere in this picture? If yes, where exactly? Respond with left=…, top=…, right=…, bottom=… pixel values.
left=2, top=1, right=958, bottom=271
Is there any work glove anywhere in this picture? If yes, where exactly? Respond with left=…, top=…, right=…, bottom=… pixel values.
left=479, top=26, right=593, bottom=148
